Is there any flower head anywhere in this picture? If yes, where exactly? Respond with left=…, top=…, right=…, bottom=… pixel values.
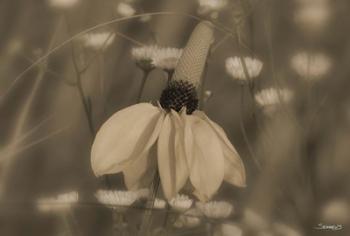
left=80, top=31, right=115, bottom=51
left=197, top=0, right=228, bottom=18
left=48, top=0, right=79, bottom=9
left=169, top=194, right=193, bottom=212
left=226, top=57, right=263, bottom=81
left=91, top=22, right=245, bottom=202
left=153, top=48, right=183, bottom=72
left=131, top=45, right=159, bottom=72
left=116, top=2, right=136, bottom=17
left=196, top=201, right=234, bottom=219
left=37, top=191, right=79, bottom=213
left=290, top=52, right=332, bottom=80
left=95, top=189, right=148, bottom=208
left=255, top=88, right=293, bottom=114
left=131, top=46, right=183, bottom=73
left=153, top=198, right=167, bottom=209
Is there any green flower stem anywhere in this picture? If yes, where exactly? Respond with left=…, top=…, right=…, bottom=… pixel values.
left=137, top=71, right=150, bottom=103
left=138, top=171, right=160, bottom=236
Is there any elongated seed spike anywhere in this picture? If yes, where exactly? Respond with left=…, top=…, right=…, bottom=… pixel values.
left=173, top=21, right=215, bottom=88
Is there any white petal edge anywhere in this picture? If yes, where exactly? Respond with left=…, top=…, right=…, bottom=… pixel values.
left=182, top=112, right=225, bottom=201
left=157, top=111, right=189, bottom=200
left=194, top=111, right=246, bottom=187
left=91, top=103, right=164, bottom=176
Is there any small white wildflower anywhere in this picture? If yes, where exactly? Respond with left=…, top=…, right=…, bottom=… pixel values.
left=255, top=88, right=293, bottom=114
left=80, top=32, right=115, bottom=51
left=226, top=57, right=263, bottom=81
left=131, top=45, right=159, bottom=71
left=321, top=199, right=350, bottom=224
left=174, top=208, right=202, bottom=228
left=95, top=189, right=146, bottom=207
left=196, top=201, right=234, bottom=219
left=197, top=0, right=228, bottom=17
left=153, top=47, right=183, bottom=72
left=169, top=194, right=193, bottom=212
left=291, top=52, right=332, bottom=80
left=48, top=0, right=79, bottom=9
left=294, top=2, right=331, bottom=33
left=273, top=222, right=302, bottom=236
left=216, top=223, right=243, bottom=236
left=153, top=198, right=167, bottom=209
left=37, top=191, right=78, bottom=213
left=116, top=2, right=136, bottom=17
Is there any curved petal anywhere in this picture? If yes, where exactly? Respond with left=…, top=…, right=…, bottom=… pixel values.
left=123, top=148, right=157, bottom=190
left=194, top=111, right=246, bottom=187
left=183, top=112, right=225, bottom=201
left=91, top=103, right=164, bottom=176
left=157, top=111, right=189, bottom=200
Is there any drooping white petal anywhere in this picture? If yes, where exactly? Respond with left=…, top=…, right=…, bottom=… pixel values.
left=122, top=149, right=156, bottom=190
left=183, top=113, right=225, bottom=201
left=91, top=103, right=164, bottom=176
left=157, top=111, right=189, bottom=200
left=194, top=111, right=246, bottom=187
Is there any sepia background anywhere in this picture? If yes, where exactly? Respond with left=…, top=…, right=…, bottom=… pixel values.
left=0, top=0, right=350, bottom=235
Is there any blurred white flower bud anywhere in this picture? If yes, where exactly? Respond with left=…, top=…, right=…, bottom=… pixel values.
left=290, top=52, right=332, bottom=80
left=226, top=57, right=263, bottom=81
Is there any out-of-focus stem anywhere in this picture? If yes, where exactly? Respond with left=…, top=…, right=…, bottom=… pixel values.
left=0, top=16, right=64, bottom=197
left=136, top=71, right=150, bottom=103
left=239, top=85, right=261, bottom=170
left=70, top=45, right=95, bottom=136
left=138, top=171, right=160, bottom=236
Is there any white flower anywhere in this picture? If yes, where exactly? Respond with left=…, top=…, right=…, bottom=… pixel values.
left=174, top=208, right=202, bottom=228
left=153, top=198, right=166, bottom=209
left=116, top=2, right=136, bottom=17
left=91, top=103, right=246, bottom=201
left=37, top=191, right=78, bottom=213
left=92, top=22, right=245, bottom=202
left=294, top=1, right=331, bottom=33
left=290, top=52, right=332, bottom=80
left=153, top=48, right=183, bottom=71
left=95, top=189, right=147, bottom=207
left=131, top=46, right=182, bottom=72
left=196, top=201, right=234, bottom=219
left=320, top=199, right=350, bottom=224
left=169, top=194, right=193, bottom=212
left=80, top=32, right=115, bottom=51
left=216, top=223, right=243, bottom=236
left=131, top=45, right=159, bottom=71
left=255, top=88, right=293, bottom=114
left=197, top=0, right=228, bottom=17
left=225, top=57, right=263, bottom=81
left=48, top=0, right=79, bottom=9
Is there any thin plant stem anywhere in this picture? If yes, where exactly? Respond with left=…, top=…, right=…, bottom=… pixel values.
left=0, top=16, right=64, bottom=196
left=1, top=11, right=255, bottom=104
left=70, top=45, right=96, bottom=136
left=239, top=85, right=261, bottom=170
left=138, top=171, right=160, bottom=236
left=137, top=71, right=150, bottom=103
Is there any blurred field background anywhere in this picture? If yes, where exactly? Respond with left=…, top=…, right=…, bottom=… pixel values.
left=0, top=0, right=350, bottom=235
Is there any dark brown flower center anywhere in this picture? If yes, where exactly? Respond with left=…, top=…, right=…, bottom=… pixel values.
left=159, top=80, right=198, bottom=114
